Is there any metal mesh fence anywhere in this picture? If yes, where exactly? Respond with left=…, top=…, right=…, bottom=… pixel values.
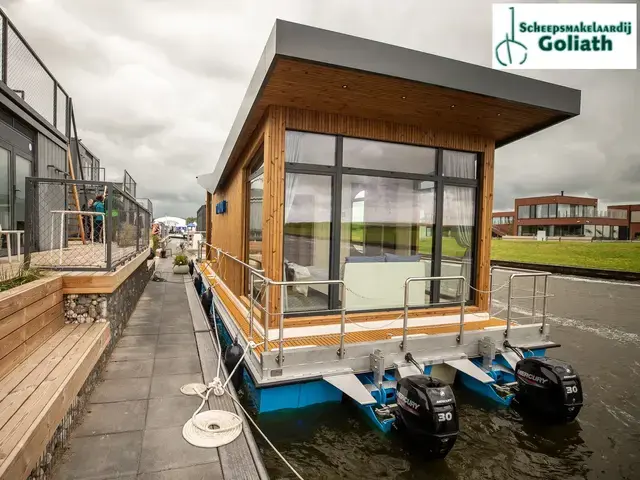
left=25, top=178, right=151, bottom=270
left=0, top=11, right=69, bottom=135
left=7, top=25, right=55, bottom=124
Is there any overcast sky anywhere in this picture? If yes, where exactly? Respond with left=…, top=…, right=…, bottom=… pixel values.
left=3, top=0, right=638, bottom=217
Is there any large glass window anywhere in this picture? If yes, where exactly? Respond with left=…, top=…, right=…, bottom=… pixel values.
left=286, top=131, right=335, bottom=166
left=584, top=205, right=595, bottom=217
left=442, top=186, right=475, bottom=302
left=283, top=131, right=478, bottom=314
left=284, top=174, right=333, bottom=312
left=343, top=137, right=436, bottom=175
left=247, top=152, right=264, bottom=275
left=518, top=205, right=530, bottom=219
left=584, top=225, right=595, bottom=237
left=557, top=204, right=570, bottom=218
left=0, top=147, right=9, bottom=230
left=549, top=203, right=557, bottom=218
left=536, top=204, right=549, bottom=219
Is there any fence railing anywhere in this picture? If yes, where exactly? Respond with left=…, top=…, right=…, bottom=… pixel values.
left=0, top=8, right=69, bottom=136
left=24, top=177, right=151, bottom=271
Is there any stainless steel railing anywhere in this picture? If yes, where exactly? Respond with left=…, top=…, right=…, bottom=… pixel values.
left=198, top=242, right=553, bottom=365
left=402, top=276, right=466, bottom=350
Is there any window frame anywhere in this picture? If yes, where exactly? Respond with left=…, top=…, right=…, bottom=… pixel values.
left=282, top=130, right=481, bottom=316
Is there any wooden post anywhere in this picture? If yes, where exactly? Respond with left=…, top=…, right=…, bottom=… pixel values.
left=66, top=144, right=86, bottom=244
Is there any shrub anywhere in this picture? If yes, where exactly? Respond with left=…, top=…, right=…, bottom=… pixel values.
left=0, top=263, right=44, bottom=293
left=174, top=254, right=189, bottom=266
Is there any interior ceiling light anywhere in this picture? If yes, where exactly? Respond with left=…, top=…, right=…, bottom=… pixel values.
left=342, top=84, right=348, bottom=88
left=401, top=95, right=406, bottom=99
left=450, top=104, right=455, bottom=108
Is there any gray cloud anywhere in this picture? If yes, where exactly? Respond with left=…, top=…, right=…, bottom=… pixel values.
left=3, top=0, right=638, bottom=218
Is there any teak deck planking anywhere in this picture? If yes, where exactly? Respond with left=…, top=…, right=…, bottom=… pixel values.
left=203, top=267, right=506, bottom=355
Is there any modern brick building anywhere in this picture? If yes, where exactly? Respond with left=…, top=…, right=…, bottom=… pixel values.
left=493, top=192, right=638, bottom=240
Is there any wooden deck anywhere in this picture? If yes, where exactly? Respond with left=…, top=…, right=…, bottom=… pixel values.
left=29, top=241, right=138, bottom=269
left=201, top=265, right=506, bottom=355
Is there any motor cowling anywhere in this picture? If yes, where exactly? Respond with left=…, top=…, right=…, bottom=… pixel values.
left=515, top=357, right=583, bottom=423
left=394, top=375, right=458, bottom=458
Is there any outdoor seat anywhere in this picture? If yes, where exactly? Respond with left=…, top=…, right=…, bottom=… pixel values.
left=0, top=277, right=110, bottom=480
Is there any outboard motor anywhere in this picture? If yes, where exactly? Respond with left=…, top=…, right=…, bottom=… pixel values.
left=224, top=339, right=245, bottom=391
left=188, top=259, right=194, bottom=277
left=394, top=375, right=458, bottom=458
left=201, top=288, right=213, bottom=319
left=193, top=274, right=203, bottom=295
left=515, top=357, right=583, bottom=423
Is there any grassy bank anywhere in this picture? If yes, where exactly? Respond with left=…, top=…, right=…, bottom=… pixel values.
left=491, top=240, right=640, bottom=272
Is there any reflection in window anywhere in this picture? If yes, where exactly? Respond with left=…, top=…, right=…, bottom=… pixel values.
left=549, top=203, right=557, bottom=218
left=283, top=174, right=332, bottom=312
left=584, top=225, right=595, bottom=237
left=442, top=186, right=475, bottom=302
left=584, top=205, right=595, bottom=217
left=557, top=204, right=570, bottom=218
left=518, top=205, right=530, bottom=219
left=339, top=175, right=435, bottom=310
left=285, top=131, right=336, bottom=166
left=343, top=137, right=436, bottom=175
left=536, top=204, right=549, bottom=219
left=603, top=225, right=611, bottom=238
left=248, top=158, right=264, bottom=276
left=612, top=226, right=619, bottom=240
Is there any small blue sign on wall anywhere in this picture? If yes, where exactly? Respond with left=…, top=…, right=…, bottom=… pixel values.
left=215, top=200, right=227, bottom=215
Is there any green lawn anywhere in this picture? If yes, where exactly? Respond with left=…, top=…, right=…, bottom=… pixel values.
left=491, top=240, right=640, bottom=272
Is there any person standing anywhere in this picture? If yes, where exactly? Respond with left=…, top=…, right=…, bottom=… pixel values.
left=93, top=195, right=105, bottom=242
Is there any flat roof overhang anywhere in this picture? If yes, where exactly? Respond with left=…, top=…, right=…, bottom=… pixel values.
left=199, top=20, right=581, bottom=193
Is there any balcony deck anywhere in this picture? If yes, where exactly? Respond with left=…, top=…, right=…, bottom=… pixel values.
left=199, top=262, right=506, bottom=356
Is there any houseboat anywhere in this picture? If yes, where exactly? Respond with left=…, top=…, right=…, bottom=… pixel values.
left=195, top=20, right=583, bottom=457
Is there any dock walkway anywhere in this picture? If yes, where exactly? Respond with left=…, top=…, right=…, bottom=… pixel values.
left=53, top=255, right=267, bottom=480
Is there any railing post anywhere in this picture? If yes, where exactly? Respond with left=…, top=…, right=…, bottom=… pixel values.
left=248, top=270, right=254, bottom=339
left=457, top=279, right=465, bottom=344
left=105, top=184, right=113, bottom=270
left=505, top=274, right=514, bottom=338
left=278, top=284, right=285, bottom=365
left=541, top=275, right=549, bottom=333
left=401, top=278, right=410, bottom=351
left=531, top=276, right=538, bottom=322
left=23, top=178, right=33, bottom=268
left=488, top=267, right=494, bottom=317
left=263, top=282, right=270, bottom=354
left=338, top=282, right=346, bottom=359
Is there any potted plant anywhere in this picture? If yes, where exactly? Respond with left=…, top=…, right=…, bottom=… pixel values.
left=173, top=254, right=189, bottom=274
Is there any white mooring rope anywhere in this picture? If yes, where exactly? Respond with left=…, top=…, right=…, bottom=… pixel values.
left=181, top=283, right=305, bottom=479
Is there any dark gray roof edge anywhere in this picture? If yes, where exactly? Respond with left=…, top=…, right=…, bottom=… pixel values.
left=199, top=19, right=582, bottom=193
left=275, top=19, right=581, bottom=115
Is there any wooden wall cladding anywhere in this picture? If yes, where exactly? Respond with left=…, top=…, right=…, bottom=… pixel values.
left=0, top=277, right=64, bottom=381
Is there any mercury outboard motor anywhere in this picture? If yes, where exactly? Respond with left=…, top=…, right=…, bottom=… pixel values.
left=394, top=375, right=459, bottom=458
left=515, top=357, right=583, bottom=423
left=224, top=339, right=245, bottom=391
left=201, top=288, right=213, bottom=319
left=193, top=273, right=203, bottom=295
left=188, top=259, right=194, bottom=277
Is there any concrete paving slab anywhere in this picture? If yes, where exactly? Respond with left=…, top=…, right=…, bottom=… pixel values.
left=103, top=359, right=154, bottom=380
left=155, top=343, right=199, bottom=359
left=111, top=344, right=157, bottom=362
left=127, top=315, right=162, bottom=326
left=136, top=463, right=223, bottom=479
left=92, top=377, right=152, bottom=403
left=153, top=356, right=202, bottom=376
left=138, top=426, right=220, bottom=474
left=56, top=431, right=143, bottom=479
left=146, top=396, right=203, bottom=429
left=150, top=373, right=203, bottom=398
left=124, top=325, right=161, bottom=336
left=157, top=333, right=196, bottom=346
left=118, top=335, right=159, bottom=348
left=159, top=323, right=195, bottom=334
left=74, top=400, right=148, bottom=437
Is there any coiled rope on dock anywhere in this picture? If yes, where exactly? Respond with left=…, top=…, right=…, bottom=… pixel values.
left=180, top=301, right=305, bottom=479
